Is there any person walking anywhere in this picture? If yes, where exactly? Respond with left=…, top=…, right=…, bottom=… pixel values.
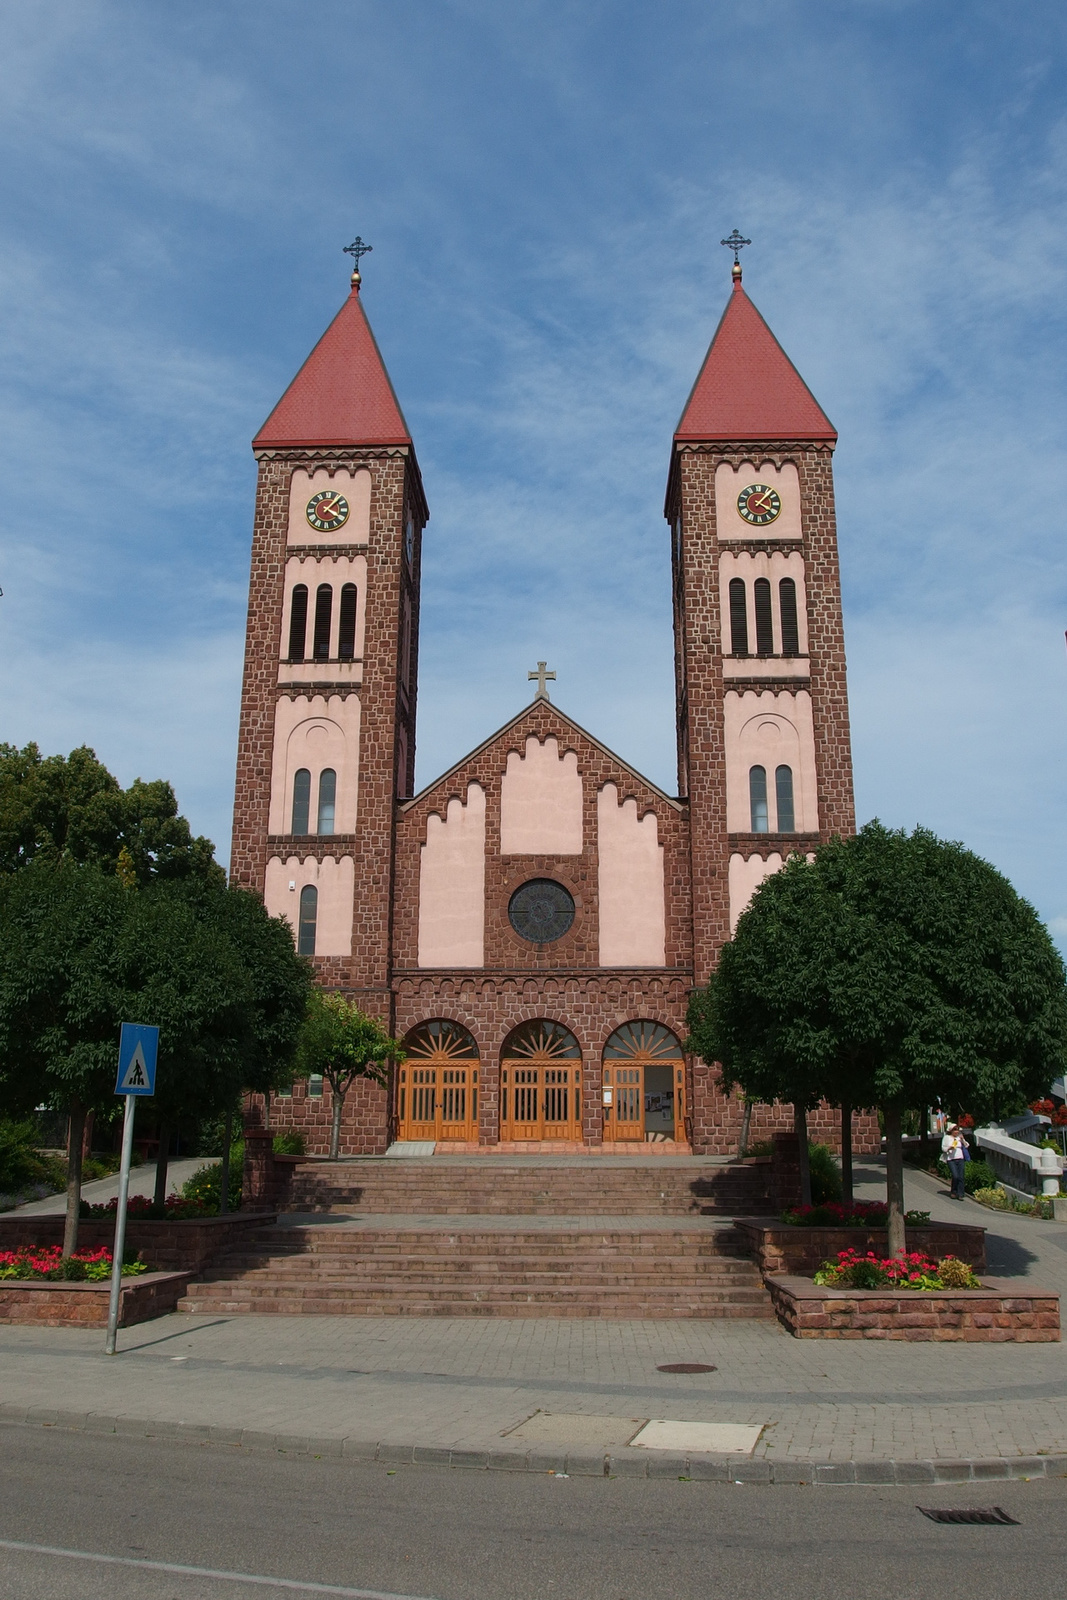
left=942, top=1121, right=969, bottom=1201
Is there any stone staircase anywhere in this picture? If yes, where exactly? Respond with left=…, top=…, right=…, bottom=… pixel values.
left=176, top=1221, right=773, bottom=1318
left=282, top=1156, right=772, bottom=1217
left=176, top=1157, right=775, bottom=1319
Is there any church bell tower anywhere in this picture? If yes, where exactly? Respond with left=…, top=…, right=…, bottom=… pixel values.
left=230, top=244, right=428, bottom=1021
left=665, top=239, right=855, bottom=984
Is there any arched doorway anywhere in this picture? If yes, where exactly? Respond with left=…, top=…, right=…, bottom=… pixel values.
left=397, top=1021, right=479, bottom=1142
left=500, top=1021, right=583, bottom=1142
left=602, top=1021, right=686, bottom=1143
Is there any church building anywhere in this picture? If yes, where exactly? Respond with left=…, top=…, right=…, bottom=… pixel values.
left=231, top=245, right=860, bottom=1157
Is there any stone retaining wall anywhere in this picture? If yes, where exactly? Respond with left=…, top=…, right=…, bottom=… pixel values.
left=767, top=1274, right=1059, bottom=1341
left=0, top=1214, right=275, bottom=1274
left=0, top=1271, right=192, bottom=1328
left=734, top=1219, right=987, bottom=1274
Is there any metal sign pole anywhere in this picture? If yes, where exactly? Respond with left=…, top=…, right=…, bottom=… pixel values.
left=105, top=1093, right=137, bottom=1355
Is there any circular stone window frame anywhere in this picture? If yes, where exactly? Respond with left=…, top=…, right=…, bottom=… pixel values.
left=507, top=877, right=577, bottom=945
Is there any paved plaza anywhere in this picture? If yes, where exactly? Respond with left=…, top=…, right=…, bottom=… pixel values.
left=3, top=1162, right=1067, bottom=1479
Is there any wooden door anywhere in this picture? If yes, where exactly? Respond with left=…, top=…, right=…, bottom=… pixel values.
left=602, top=1021, right=686, bottom=1143
left=500, top=1021, right=582, bottom=1142
left=397, top=1021, right=479, bottom=1142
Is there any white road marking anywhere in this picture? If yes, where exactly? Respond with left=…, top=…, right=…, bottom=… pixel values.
left=0, top=1538, right=442, bottom=1599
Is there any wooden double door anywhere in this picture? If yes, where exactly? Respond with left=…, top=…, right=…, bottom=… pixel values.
left=396, top=1021, right=479, bottom=1142
left=601, top=1021, right=685, bottom=1142
left=499, top=1021, right=583, bottom=1141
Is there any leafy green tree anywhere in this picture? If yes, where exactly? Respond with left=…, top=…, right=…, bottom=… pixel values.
left=0, top=862, right=312, bottom=1252
left=296, top=993, right=405, bottom=1159
left=0, top=742, right=221, bottom=884
left=688, top=822, right=1067, bottom=1254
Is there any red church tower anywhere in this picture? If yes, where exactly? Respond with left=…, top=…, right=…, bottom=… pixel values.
left=232, top=242, right=864, bottom=1158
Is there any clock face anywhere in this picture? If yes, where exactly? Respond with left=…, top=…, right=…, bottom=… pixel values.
left=404, top=517, right=415, bottom=567
left=736, top=483, right=782, bottom=526
left=305, top=490, right=350, bottom=533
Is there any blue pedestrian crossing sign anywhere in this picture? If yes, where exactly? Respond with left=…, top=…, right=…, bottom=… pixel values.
left=115, top=1023, right=159, bottom=1096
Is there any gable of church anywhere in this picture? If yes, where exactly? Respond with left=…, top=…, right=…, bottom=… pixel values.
left=393, top=702, right=691, bottom=973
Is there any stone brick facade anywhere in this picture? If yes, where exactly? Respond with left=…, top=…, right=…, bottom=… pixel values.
left=234, top=273, right=861, bottom=1160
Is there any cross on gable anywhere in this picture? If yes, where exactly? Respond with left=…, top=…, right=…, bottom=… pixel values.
left=528, top=661, right=556, bottom=701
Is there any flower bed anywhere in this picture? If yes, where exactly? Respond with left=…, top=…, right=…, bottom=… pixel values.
left=0, top=1245, right=148, bottom=1282
left=814, top=1247, right=980, bottom=1291
left=732, top=1218, right=987, bottom=1276
left=766, top=1274, right=1059, bottom=1341
left=81, top=1193, right=215, bottom=1221
left=781, top=1201, right=930, bottom=1227
left=0, top=1212, right=274, bottom=1274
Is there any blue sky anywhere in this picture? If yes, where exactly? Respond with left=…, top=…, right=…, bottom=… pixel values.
left=1, top=1, right=1066, bottom=943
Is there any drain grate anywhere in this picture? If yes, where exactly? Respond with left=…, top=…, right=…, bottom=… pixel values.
left=656, top=1363, right=717, bottom=1374
left=918, top=1507, right=1020, bottom=1526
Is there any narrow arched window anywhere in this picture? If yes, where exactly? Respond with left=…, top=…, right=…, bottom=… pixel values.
left=779, top=578, right=799, bottom=656
left=287, top=585, right=308, bottom=662
left=729, top=578, right=748, bottom=655
left=754, top=578, right=774, bottom=655
left=291, top=769, right=311, bottom=835
left=775, top=765, right=795, bottom=832
left=317, top=769, right=336, bottom=835
left=337, top=584, right=357, bottom=661
left=749, top=766, right=769, bottom=833
left=297, top=885, right=318, bottom=956
left=312, top=584, right=333, bottom=661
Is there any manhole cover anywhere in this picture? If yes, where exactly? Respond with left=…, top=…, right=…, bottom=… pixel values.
left=656, top=1363, right=717, bottom=1374
left=918, top=1507, right=1019, bottom=1526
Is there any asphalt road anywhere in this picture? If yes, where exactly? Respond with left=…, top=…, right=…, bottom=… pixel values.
left=0, top=1423, right=1063, bottom=1600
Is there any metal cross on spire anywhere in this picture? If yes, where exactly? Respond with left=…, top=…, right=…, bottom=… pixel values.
left=720, top=229, right=751, bottom=264
left=343, top=235, right=373, bottom=284
left=528, top=661, right=556, bottom=701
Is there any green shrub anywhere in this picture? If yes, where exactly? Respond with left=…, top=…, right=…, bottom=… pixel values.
left=807, top=1142, right=842, bottom=1204
left=271, top=1130, right=305, bottom=1156
left=0, top=1119, right=65, bottom=1195
left=182, top=1147, right=244, bottom=1213
left=936, top=1157, right=997, bottom=1194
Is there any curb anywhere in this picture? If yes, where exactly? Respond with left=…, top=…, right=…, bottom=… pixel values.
left=2, top=1404, right=1065, bottom=1485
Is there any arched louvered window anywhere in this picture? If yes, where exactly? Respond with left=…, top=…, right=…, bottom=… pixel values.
left=779, top=578, right=800, bottom=656
left=775, top=765, right=795, bottom=832
left=312, top=584, right=333, bottom=661
left=317, top=769, right=336, bottom=835
left=291, top=769, right=311, bottom=835
left=297, top=885, right=318, bottom=956
left=337, top=584, right=358, bottom=661
left=287, top=585, right=308, bottom=662
left=754, top=577, right=774, bottom=655
left=728, top=578, right=748, bottom=655
left=749, top=766, right=769, bottom=833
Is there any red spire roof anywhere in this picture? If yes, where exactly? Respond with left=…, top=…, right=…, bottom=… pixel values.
left=254, top=280, right=411, bottom=450
left=675, top=277, right=836, bottom=442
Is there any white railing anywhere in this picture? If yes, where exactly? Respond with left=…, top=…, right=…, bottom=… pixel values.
left=973, top=1121, right=1064, bottom=1198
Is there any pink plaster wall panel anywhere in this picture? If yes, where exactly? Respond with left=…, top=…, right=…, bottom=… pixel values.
left=264, top=854, right=355, bottom=957
left=718, top=549, right=809, bottom=657
left=714, top=459, right=802, bottom=541
left=267, top=694, right=360, bottom=835
left=287, top=467, right=372, bottom=546
left=499, top=736, right=583, bottom=855
left=418, top=783, right=486, bottom=968
left=596, top=784, right=666, bottom=967
left=724, top=689, right=818, bottom=833
left=729, top=850, right=785, bottom=933
left=280, top=554, right=368, bottom=662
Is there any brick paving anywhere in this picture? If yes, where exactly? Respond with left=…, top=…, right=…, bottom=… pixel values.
left=1, top=1166, right=1066, bottom=1471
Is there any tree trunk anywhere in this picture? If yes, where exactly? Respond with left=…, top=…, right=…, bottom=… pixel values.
left=884, top=1103, right=906, bottom=1257
left=220, top=1106, right=233, bottom=1216
left=738, top=1099, right=753, bottom=1159
left=263, top=1090, right=271, bottom=1131
left=81, top=1109, right=95, bottom=1168
left=153, top=1122, right=170, bottom=1212
left=794, top=1103, right=812, bottom=1209
left=840, top=1102, right=853, bottom=1205
left=63, top=1096, right=87, bottom=1258
left=329, top=1083, right=345, bottom=1161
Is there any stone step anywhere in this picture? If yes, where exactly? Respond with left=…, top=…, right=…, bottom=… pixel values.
left=177, top=1285, right=774, bottom=1317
